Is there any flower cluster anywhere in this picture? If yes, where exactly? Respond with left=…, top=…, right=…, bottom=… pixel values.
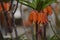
left=28, top=6, right=52, bottom=24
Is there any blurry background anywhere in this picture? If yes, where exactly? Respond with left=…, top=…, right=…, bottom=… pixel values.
left=5, top=0, right=60, bottom=39
left=1, top=0, right=60, bottom=40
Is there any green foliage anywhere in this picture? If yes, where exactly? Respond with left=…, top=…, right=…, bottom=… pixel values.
left=19, top=0, right=57, bottom=11
left=48, top=35, right=60, bottom=40
left=19, top=0, right=34, bottom=9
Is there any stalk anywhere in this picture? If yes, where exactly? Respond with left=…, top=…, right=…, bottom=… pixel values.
left=36, top=22, right=38, bottom=40
left=44, top=24, right=47, bottom=40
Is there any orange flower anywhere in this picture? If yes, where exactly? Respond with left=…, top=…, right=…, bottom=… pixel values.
left=0, top=4, right=2, bottom=12
left=0, top=2, right=10, bottom=12
left=28, top=11, right=33, bottom=23
left=28, top=10, right=38, bottom=23
left=28, top=5, right=52, bottom=24
left=3, top=2, right=10, bottom=11
left=38, top=12, right=48, bottom=24
left=37, top=12, right=42, bottom=24
left=43, top=6, right=52, bottom=16
left=29, top=10, right=48, bottom=24
left=47, top=6, right=52, bottom=15
left=43, top=7, right=48, bottom=14
left=32, top=10, right=38, bottom=23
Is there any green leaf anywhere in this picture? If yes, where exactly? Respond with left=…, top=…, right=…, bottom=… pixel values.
left=32, top=0, right=37, bottom=9
left=19, top=0, right=57, bottom=11
left=48, top=35, right=60, bottom=40
left=50, top=35, right=59, bottom=40
left=36, top=0, right=43, bottom=11
left=42, top=0, right=57, bottom=10
left=19, top=0, right=35, bottom=9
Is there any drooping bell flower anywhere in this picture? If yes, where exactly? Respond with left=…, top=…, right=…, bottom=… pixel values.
left=43, top=7, right=48, bottom=14
left=28, top=11, right=33, bottom=23
left=43, top=6, right=52, bottom=16
left=32, top=10, right=38, bottom=23
left=47, top=6, right=52, bottom=15
left=38, top=12, right=48, bottom=24
left=28, top=10, right=38, bottom=23
left=29, top=6, right=52, bottom=24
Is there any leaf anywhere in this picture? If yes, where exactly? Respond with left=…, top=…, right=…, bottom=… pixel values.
left=19, top=0, right=35, bottom=9
left=32, top=0, right=37, bottom=9
left=42, top=0, right=57, bottom=10
left=19, top=0, right=57, bottom=11
left=36, top=0, right=43, bottom=11
left=48, top=35, right=59, bottom=40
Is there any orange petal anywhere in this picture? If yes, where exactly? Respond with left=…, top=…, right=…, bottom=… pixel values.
left=28, top=12, right=33, bottom=22
left=0, top=4, right=2, bottom=12
left=3, top=2, right=10, bottom=11
left=47, top=6, right=52, bottom=15
left=43, top=8, right=48, bottom=14
left=32, top=10, right=38, bottom=23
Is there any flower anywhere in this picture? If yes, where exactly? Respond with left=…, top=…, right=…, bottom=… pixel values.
left=0, top=2, right=10, bottom=12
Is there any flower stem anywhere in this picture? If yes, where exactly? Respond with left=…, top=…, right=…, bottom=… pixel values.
left=36, top=23, right=38, bottom=40
left=44, top=24, right=47, bottom=40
